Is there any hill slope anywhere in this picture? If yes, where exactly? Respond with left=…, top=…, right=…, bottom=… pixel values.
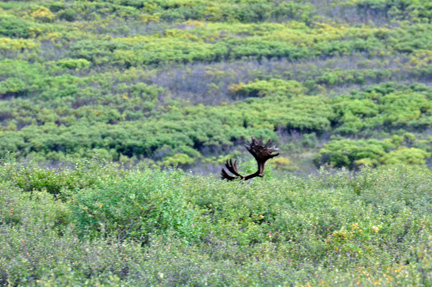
left=1, top=0, right=432, bottom=171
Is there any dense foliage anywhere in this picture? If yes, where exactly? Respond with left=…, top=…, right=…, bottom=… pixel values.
left=2, top=0, right=432, bottom=170
left=2, top=1, right=432, bottom=285
left=1, top=161, right=432, bottom=285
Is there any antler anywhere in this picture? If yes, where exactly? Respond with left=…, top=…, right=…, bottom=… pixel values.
left=221, top=136, right=279, bottom=181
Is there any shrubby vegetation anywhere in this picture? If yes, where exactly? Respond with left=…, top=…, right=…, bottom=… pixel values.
left=314, top=134, right=431, bottom=169
left=2, top=0, right=432, bottom=169
left=1, top=160, right=432, bottom=285
left=331, top=83, right=432, bottom=134
left=2, top=1, right=432, bottom=284
left=1, top=0, right=432, bottom=169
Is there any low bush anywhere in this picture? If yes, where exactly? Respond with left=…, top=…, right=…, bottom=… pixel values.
left=70, top=169, right=201, bottom=242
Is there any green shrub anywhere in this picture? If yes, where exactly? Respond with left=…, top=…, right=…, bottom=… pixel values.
left=0, top=181, right=70, bottom=234
left=58, top=8, right=76, bottom=22
left=382, top=147, right=430, bottom=165
left=0, top=158, right=121, bottom=198
left=313, top=138, right=394, bottom=169
left=229, top=79, right=306, bottom=98
left=0, top=15, right=31, bottom=38
left=314, top=137, right=431, bottom=169
left=160, top=153, right=194, bottom=167
left=48, top=2, right=65, bottom=12
left=56, top=58, right=91, bottom=70
left=71, top=169, right=200, bottom=242
left=331, top=84, right=432, bottom=134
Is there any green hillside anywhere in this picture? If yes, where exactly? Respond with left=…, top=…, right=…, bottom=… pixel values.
left=2, top=0, right=432, bottom=285
left=2, top=0, right=432, bottom=170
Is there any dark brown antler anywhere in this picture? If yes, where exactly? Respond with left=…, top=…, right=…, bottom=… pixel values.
left=221, top=136, right=279, bottom=181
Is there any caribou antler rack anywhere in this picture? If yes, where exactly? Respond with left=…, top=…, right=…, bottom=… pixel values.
left=221, top=136, right=279, bottom=181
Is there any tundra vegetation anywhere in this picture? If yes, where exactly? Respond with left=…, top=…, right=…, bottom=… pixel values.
left=1, top=0, right=432, bottom=285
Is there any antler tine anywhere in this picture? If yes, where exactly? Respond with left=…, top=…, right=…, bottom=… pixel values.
left=269, top=144, right=279, bottom=152
left=251, top=136, right=261, bottom=146
left=225, top=159, right=242, bottom=177
left=221, top=168, right=236, bottom=180
left=264, top=139, right=271, bottom=148
left=270, top=151, right=280, bottom=158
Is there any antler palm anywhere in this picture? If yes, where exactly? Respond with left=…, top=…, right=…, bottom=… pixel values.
left=221, top=136, right=279, bottom=180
